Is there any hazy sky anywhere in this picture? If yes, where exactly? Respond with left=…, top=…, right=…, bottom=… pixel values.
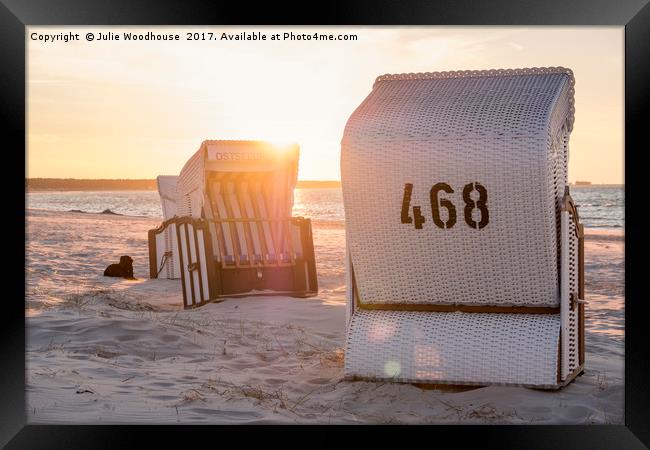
left=27, top=26, right=623, bottom=183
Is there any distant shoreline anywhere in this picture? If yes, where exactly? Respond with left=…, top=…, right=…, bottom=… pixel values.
left=26, top=178, right=343, bottom=191
left=25, top=178, right=623, bottom=192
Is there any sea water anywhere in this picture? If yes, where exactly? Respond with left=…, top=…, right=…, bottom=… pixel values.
left=26, top=185, right=623, bottom=229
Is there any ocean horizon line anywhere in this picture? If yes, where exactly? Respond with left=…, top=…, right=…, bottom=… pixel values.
left=25, top=178, right=624, bottom=192
left=26, top=178, right=343, bottom=191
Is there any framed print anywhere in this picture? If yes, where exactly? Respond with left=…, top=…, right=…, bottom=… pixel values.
left=3, top=0, right=648, bottom=447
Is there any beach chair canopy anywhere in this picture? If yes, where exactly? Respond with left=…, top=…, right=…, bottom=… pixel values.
left=175, top=140, right=298, bottom=220
left=341, top=67, right=583, bottom=388
left=342, top=67, right=574, bottom=308
left=175, top=140, right=303, bottom=265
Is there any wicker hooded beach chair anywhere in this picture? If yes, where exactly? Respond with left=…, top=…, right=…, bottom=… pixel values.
left=149, top=140, right=318, bottom=309
left=341, top=67, right=585, bottom=389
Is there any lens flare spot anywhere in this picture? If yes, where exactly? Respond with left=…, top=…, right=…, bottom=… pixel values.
left=384, top=360, right=401, bottom=377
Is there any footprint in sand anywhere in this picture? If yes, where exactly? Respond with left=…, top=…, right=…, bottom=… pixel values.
left=306, top=377, right=332, bottom=385
left=187, top=408, right=264, bottom=420
left=524, top=405, right=552, bottom=414
left=230, top=361, right=263, bottom=370
left=566, top=405, right=593, bottom=418
left=150, top=394, right=177, bottom=401
left=263, top=378, right=287, bottom=386
left=150, top=381, right=175, bottom=388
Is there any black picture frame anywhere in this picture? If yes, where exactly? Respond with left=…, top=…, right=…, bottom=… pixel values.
left=4, top=0, right=648, bottom=447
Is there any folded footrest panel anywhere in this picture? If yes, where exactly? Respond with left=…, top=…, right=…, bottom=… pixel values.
left=176, top=218, right=218, bottom=308
left=345, top=310, right=560, bottom=388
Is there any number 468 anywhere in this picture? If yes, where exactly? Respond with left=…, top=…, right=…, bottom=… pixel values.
left=400, top=182, right=489, bottom=230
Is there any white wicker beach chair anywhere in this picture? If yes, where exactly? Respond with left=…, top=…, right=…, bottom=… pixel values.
left=148, top=141, right=318, bottom=308
left=341, top=67, right=585, bottom=389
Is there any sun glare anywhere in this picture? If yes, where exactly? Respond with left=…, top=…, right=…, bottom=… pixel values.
left=269, top=141, right=296, bottom=150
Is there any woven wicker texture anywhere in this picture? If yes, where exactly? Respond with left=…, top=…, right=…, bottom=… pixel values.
left=344, top=310, right=560, bottom=386
left=561, top=205, right=580, bottom=378
left=156, top=176, right=180, bottom=220
left=153, top=222, right=180, bottom=279
left=567, top=219, right=579, bottom=374
left=154, top=176, right=181, bottom=279
left=341, top=67, right=574, bottom=307
left=176, top=148, right=205, bottom=218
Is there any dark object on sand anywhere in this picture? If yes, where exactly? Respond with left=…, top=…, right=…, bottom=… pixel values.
left=101, top=209, right=122, bottom=215
left=104, top=255, right=135, bottom=279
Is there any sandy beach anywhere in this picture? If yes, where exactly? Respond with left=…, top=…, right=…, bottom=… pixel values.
left=25, top=208, right=624, bottom=424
